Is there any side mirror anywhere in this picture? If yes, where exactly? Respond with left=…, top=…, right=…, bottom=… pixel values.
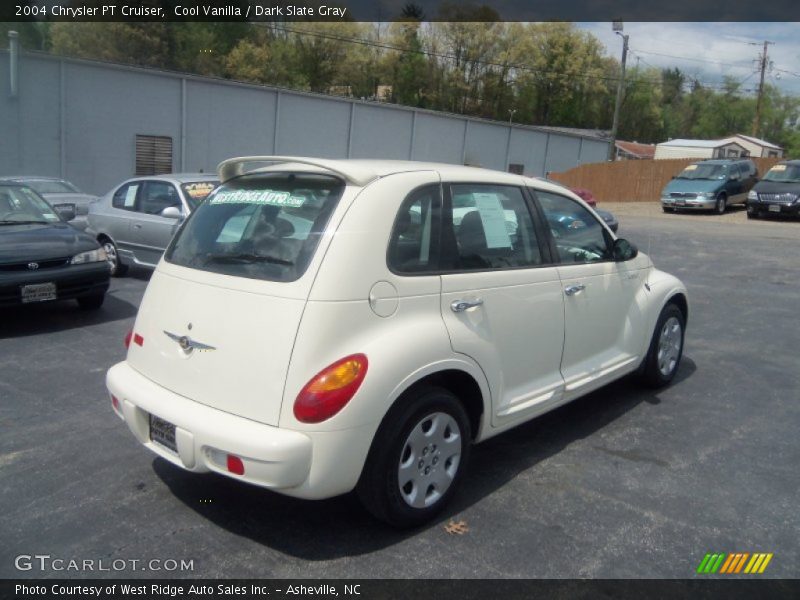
left=53, top=203, right=76, bottom=221
left=612, top=238, right=638, bottom=262
left=160, top=206, right=182, bottom=219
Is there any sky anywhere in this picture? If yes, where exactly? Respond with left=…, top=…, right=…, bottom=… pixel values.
left=579, top=22, right=800, bottom=95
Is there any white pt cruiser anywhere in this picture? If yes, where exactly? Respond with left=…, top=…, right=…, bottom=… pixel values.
left=107, top=157, right=688, bottom=527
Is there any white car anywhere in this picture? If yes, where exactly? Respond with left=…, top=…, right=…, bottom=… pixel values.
left=107, top=157, right=688, bottom=527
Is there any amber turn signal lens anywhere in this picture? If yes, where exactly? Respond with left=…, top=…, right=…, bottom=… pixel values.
left=294, top=354, right=368, bottom=424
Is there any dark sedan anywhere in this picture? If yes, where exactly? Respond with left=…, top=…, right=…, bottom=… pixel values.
left=0, top=183, right=110, bottom=309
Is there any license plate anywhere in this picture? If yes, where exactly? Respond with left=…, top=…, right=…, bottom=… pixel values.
left=21, top=282, right=57, bottom=303
left=769, top=204, right=781, bottom=213
left=149, top=414, right=177, bottom=453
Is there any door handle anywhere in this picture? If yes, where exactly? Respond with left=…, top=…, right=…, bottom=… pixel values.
left=450, top=298, right=484, bottom=312
left=133, top=223, right=142, bottom=229
left=564, top=284, right=586, bottom=296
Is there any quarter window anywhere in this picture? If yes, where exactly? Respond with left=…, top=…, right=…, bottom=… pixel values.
left=536, top=190, right=611, bottom=264
left=445, top=184, right=542, bottom=271
left=388, top=185, right=441, bottom=274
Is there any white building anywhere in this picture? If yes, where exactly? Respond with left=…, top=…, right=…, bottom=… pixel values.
left=729, top=134, right=783, bottom=158
left=654, top=138, right=750, bottom=160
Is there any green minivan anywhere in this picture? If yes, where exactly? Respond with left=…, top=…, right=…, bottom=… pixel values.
left=660, top=159, right=758, bottom=214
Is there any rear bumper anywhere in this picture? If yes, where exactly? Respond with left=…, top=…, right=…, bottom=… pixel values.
left=0, top=261, right=109, bottom=307
left=106, top=362, right=375, bottom=499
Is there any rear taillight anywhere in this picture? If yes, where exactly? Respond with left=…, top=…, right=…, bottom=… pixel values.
left=294, top=354, right=368, bottom=424
left=124, top=330, right=132, bottom=348
left=111, top=395, right=120, bottom=411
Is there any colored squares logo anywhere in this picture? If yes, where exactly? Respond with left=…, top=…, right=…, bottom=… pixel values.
left=697, top=553, right=773, bottom=574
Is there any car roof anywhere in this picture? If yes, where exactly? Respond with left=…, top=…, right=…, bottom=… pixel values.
left=695, top=159, right=751, bottom=165
left=0, top=175, right=69, bottom=182
left=776, top=159, right=800, bottom=166
left=217, top=156, right=568, bottom=194
left=120, top=173, right=219, bottom=184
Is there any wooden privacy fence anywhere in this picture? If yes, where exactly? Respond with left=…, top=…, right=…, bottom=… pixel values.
left=549, top=157, right=784, bottom=203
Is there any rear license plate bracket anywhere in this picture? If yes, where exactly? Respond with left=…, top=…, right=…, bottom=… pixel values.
left=149, top=414, right=178, bottom=453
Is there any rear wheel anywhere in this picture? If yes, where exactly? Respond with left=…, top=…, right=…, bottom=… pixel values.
left=639, top=303, right=685, bottom=388
left=100, top=238, right=127, bottom=277
left=77, top=294, right=105, bottom=310
left=357, top=386, right=471, bottom=528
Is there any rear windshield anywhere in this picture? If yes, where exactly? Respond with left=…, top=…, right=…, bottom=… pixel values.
left=165, top=173, right=345, bottom=282
left=25, top=180, right=80, bottom=194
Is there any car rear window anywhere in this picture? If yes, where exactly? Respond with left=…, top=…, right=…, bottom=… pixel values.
left=165, top=173, right=344, bottom=282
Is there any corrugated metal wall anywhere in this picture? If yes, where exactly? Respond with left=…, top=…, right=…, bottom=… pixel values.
left=1, top=51, right=610, bottom=196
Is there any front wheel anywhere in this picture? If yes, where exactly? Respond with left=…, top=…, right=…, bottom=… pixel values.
left=639, top=303, right=686, bottom=388
left=357, top=386, right=471, bottom=528
left=715, top=194, right=727, bottom=214
left=100, top=239, right=128, bottom=277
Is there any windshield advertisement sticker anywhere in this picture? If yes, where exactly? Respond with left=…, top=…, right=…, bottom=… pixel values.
left=184, top=182, right=216, bottom=199
left=210, top=190, right=305, bottom=208
left=770, top=164, right=786, bottom=172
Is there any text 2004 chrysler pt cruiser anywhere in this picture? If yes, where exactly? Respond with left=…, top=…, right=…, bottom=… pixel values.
left=107, top=157, right=688, bottom=527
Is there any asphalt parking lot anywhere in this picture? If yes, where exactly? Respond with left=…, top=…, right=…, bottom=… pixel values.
left=1, top=203, right=798, bottom=579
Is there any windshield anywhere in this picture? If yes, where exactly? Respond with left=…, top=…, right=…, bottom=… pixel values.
left=24, top=180, right=80, bottom=194
left=762, top=164, right=800, bottom=183
left=181, top=181, right=219, bottom=210
left=0, top=186, right=61, bottom=224
left=677, top=164, right=728, bottom=180
left=165, top=173, right=344, bottom=282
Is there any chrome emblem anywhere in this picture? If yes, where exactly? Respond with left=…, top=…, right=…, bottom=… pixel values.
left=27, top=262, right=39, bottom=270
left=163, top=330, right=216, bottom=352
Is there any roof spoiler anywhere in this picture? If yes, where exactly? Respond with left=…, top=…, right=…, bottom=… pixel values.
left=217, top=156, right=378, bottom=186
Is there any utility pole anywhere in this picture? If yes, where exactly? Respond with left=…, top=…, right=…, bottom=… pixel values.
left=752, top=40, right=774, bottom=137
left=608, top=23, right=629, bottom=161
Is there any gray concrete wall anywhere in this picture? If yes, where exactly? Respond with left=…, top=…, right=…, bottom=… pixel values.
left=1, top=50, right=610, bottom=196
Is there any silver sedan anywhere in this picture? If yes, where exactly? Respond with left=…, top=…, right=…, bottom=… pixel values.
left=87, top=174, right=218, bottom=276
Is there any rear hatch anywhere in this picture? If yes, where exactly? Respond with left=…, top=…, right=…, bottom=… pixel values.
left=125, top=171, right=348, bottom=426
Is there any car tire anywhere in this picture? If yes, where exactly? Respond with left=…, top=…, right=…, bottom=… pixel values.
left=77, top=294, right=105, bottom=310
left=747, top=210, right=759, bottom=219
left=100, top=238, right=128, bottom=277
left=715, top=194, right=727, bottom=214
left=662, top=207, right=673, bottom=213
left=357, top=386, right=471, bottom=528
left=639, top=303, right=686, bottom=388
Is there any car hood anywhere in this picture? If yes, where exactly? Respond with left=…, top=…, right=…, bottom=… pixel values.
left=662, top=178, right=723, bottom=195
left=41, top=192, right=99, bottom=215
left=753, top=180, right=800, bottom=194
left=0, top=222, right=99, bottom=263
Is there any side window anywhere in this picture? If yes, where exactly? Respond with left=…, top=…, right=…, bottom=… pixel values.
left=388, top=185, right=441, bottom=274
left=536, top=190, right=611, bottom=264
left=446, top=184, right=542, bottom=271
left=140, top=181, right=181, bottom=216
left=112, top=183, right=140, bottom=211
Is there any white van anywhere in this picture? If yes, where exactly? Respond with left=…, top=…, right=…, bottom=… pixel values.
left=107, top=157, right=688, bottom=527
